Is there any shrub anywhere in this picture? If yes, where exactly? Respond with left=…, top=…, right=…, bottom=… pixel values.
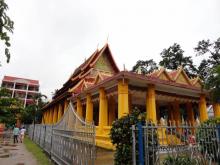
left=110, top=108, right=144, bottom=165
left=163, top=154, right=197, bottom=165
left=110, top=108, right=158, bottom=165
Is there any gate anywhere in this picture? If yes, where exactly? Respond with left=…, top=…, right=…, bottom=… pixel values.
left=27, top=101, right=96, bottom=165
left=132, top=121, right=220, bottom=165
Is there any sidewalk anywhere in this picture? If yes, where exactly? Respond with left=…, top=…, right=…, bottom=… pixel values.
left=0, top=138, right=38, bottom=165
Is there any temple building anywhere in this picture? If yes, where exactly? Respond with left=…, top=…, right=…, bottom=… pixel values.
left=42, top=44, right=220, bottom=149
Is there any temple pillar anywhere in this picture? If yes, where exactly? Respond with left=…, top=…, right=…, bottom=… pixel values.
left=64, top=100, right=69, bottom=112
left=41, top=112, right=45, bottom=124
left=199, top=94, right=208, bottom=122
left=52, top=106, right=58, bottom=124
left=118, top=79, right=129, bottom=118
left=77, top=98, right=83, bottom=118
left=86, top=94, right=93, bottom=122
left=99, top=88, right=108, bottom=128
left=57, top=103, right=62, bottom=122
left=186, top=102, right=195, bottom=125
left=43, top=111, right=47, bottom=124
left=173, top=100, right=181, bottom=125
left=213, top=103, right=220, bottom=117
left=108, top=96, right=116, bottom=125
left=146, top=84, right=157, bottom=123
left=45, top=111, right=49, bottom=124
left=49, top=108, right=53, bottom=124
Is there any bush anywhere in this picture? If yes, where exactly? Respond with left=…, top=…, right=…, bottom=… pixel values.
left=110, top=108, right=144, bottom=165
left=163, top=154, right=197, bottom=165
left=110, top=108, right=158, bottom=165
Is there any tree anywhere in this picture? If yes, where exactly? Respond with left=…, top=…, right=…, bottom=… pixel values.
left=0, top=88, right=23, bottom=127
left=194, top=38, right=220, bottom=66
left=132, top=59, right=158, bottom=74
left=159, top=43, right=197, bottom=78
left=20, top=93, right=48, bottom=124
left=205, top=65, right=220, bottom=103
left=194, top=38, right=220, bottom=103
left=0, top=0, right=14, bottom=64
left=194, top=38, right=220, bottom=81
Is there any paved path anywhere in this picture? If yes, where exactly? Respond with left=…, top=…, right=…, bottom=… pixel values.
left=95, top=147, right=114, bottom=165
left=0, top=138, right=38, bottom=165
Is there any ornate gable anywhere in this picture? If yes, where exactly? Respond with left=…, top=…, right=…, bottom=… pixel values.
left=172, top=67, right=192, bottom=85
left=190, top=77, right=202, bottom=88
left=157, top=68, right=172, bottom=81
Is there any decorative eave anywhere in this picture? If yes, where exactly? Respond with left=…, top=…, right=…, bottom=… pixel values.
left=71, top=71, right=206, bottom=102
left=42, top=91, right=70, bottom=111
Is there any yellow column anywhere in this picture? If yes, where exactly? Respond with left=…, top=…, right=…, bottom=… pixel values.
left=41, top=113, right=45, bottom=124
left=108, top=96, right=116, bottom=125
left=99, top=88, right=108, bottom=127
left=57, top=104, right=62, bottom=122
left=86, top=94, right=93, bottom=122
left=52, top=106, right=58, bottom=124
left=118, top=79, right=129, bottom=118
left=64, top=100, right=69, bottom=112
left=43, top=111, right=46, bottom=124
left=173, top=100, right=181, bottom=125
left=49, top=108, right=53, bottom=124
left=213, top=103, right=220, bottom=117
left=44, top=111, right=48, bottom=124
left=146, top=84, right=157, bottom=123
left=77, top=98, right=83, bottom=117
left=186, top=102, right=195, bottom=125
left=199, top=94, right=208, bottom=122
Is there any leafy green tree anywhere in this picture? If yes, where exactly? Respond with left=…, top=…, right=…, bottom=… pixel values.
left=159, top=43, right=197, bottom=78
left=20, top=93, right=48, bottom=124
left=132, top=59, right=158, bottom=74
left=0, top=88, right=22, bottom=127
left=194, top=38, right=220, bottom=66
left=205, top=65, right=220, bottom=103
left=195, top=38, right=220, bottom=103
left=0, top=0, right=14, bottom=64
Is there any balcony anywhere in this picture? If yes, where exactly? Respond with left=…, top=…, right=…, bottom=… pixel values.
left=28, top=86, right=39, bottom=92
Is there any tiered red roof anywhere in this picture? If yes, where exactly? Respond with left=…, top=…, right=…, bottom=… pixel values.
left=43, top=44, right=119, bottom=109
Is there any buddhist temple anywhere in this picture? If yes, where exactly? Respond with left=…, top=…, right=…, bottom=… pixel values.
left=41, top=44, right=220, bottom=149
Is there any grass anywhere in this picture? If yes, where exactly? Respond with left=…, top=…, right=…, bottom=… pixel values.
left=24, top=137, right=52, bottom=165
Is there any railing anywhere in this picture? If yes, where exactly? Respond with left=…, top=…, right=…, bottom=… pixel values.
left=132, top=121, right=220, bottom=165
left=27, top=102, right=96, bottom=165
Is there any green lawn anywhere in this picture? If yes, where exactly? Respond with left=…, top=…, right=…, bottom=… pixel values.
left=24, top=137, right=52, bottom=165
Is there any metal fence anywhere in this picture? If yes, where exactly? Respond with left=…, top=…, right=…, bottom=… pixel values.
left=27, top=102, right=96, bottom=165
left=132, top=121, right=220, bottom=165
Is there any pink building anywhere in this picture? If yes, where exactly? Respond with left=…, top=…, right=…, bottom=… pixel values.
left=1, top=76, right=40, bottom=107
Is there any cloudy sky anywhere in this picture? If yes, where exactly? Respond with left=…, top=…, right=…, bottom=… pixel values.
left=1, top=0, right=220, bottom=99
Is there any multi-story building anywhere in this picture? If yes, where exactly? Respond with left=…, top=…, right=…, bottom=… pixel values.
left=1, top=76, right=40, bottom=107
